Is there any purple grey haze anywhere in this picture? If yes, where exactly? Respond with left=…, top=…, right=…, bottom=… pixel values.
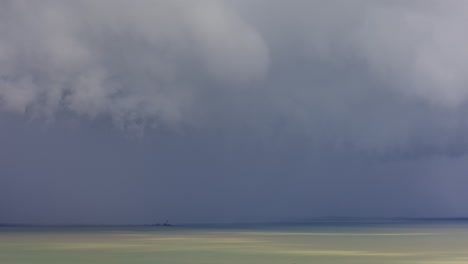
left=1, top=0, right=468, bottom=224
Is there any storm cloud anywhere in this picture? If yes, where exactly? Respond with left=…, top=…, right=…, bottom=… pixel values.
left=2, top=0, right=468, bottom=224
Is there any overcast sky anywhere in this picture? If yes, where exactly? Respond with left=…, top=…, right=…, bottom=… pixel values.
left=2, top=0, right=468, bottom=224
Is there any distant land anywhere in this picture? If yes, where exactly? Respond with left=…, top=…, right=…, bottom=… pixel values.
left=291, top=216, right=468, bottom=222
left=0, top=224, right=173, bottom=227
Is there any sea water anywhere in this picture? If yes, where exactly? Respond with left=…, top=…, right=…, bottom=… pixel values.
left=1, top=222, right=468, bottom=264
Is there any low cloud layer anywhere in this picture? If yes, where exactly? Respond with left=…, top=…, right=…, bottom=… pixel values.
left=2, top=0, right=468, bottom=151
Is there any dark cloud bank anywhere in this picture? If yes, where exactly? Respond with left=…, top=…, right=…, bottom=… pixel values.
left=2, top=0, right=468, bottom=224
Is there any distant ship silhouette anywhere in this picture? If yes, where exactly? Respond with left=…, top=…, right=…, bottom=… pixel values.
left=152, top=220, right=171, bottom=226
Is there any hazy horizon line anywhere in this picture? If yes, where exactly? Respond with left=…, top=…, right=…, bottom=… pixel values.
left=2, top=217, right=468, bottom=227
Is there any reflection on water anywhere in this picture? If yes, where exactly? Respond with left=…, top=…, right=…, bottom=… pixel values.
left=1, top=222, right=468, bottom=264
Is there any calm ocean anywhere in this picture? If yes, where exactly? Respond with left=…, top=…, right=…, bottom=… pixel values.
left=1, top=222, right=468, bottom=263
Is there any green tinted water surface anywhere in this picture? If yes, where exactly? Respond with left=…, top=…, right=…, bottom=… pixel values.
left=1, top=222, right=468, bottom=264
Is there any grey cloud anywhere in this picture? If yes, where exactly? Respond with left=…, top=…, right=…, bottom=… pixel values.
left=231, top=0, right=468, bottom=154
left=2, top=0, right=468, bottom=152
left=0, top=0, right=268, bottom=129
left=2, top=1, right=468, bottom=224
